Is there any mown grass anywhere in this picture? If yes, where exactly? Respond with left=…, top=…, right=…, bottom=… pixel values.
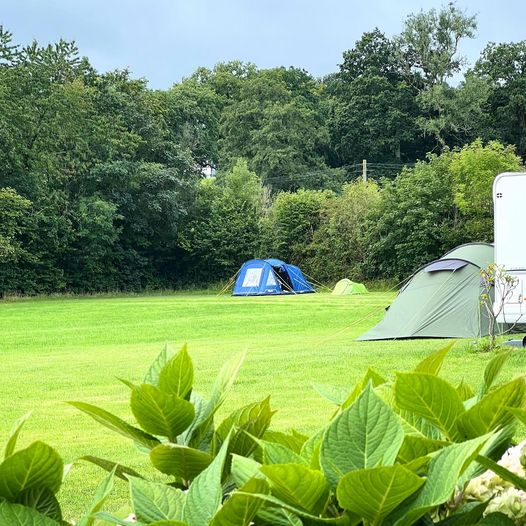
left=1, top=292, right=525, bottom=519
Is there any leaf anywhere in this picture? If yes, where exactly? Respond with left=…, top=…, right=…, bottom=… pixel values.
left=159, top=344, right=194, bottom=400
left=456, top=377, right=525, bottom=439
left=210, top=477, right=269, bottom=526
left=79, top=455, right=144, bottom=481
left=230, top=454, right=264, bottom=487
left=17, top=488, right=62, bottom=522
left=456, top=380, right=475, bottom=402
left=434, top=501, right=488, bottom=524
left=312, top=384, right=350, bottom=406
left=389, top=435, right=489, bottom=525
left=397, top=436, right=449, bottom=464
left=320, top=383, right=404, bottom=490
left=337, top=464, right=424, bottom=524
left=261, top=463, right=330, bottom=515
left=183, top=434, right=231, bottom=526
left=150, top=444, right=212, bottom=483
left=186, top=352, right=245, bottom=447
left=0, top=441, right=63, bottom=500
left=0, top=501, right=60, bottom=525
left=414, top=344, right=453, bottom=376
left=262, top=430, right=307, bottom=454
left=129, top=477, right=186, bottom=523
left=258, top=439, right=307, bottom=466
left=75, top=468, right=115, bottom=526
left=68, top=401, right=160, bottom=450
left=479, top=513, right=517, bottom=525
left=144, top=343, right=176, bottom=387
left=256, top=507, right=304, bottom=526
left=216, top=397, right=274, bottom=458
left=5, top=412, right=32, bottom=459
left=479, top=351, right=512, bottom=399
left=130, top=384, right=195, bottom=441
left=395, top=373, right=465, bottom=440
left=341, top=368, right=387, bottom=410
left=300, top=427, right=325, bottom=469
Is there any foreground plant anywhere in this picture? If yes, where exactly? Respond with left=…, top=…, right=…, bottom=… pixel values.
left=82, top=344, right=526, bottom=525
left=70, top=345, right=274, bottom=491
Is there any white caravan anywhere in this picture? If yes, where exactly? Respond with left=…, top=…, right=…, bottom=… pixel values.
left=493, top=172, right=526, bottom=324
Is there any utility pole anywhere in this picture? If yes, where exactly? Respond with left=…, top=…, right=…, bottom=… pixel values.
left=362, top=159, right=367, bottom=182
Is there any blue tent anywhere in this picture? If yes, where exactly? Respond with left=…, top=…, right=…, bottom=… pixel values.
left=232, top=259, right=315, bottom=296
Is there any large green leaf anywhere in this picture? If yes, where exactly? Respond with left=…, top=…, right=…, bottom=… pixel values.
left=337, top=464, right=424, bottom=524
left=456, top=380, right=475, bottom=402
left=258, top=439, right=307, bottom=466
left=256, top=507, right=304, bottom=526
left=395, top=373, right=465, bottom=440
left=312, top=384, right=350, bottom=406
left=186, top=352, right=245, bottom=447
left=262, top=430, right=307, bottom=454
left=456, top=377, right=525, bottom=439
left=389, top=435, right=489, bottom=525
left=414, top=344, right=453, bottom=376
left=183, top=434, right=231, bottom=526
left=210, top=477, right=269, bottom=526
left=75, top=469, right=115, bottom=526
left=0, top=441, right=63, bottom=500
left=230, top=454, right=264, bottom=487
left=0, top=502, right=60, bottom=525
left=129, top=477, right=186, bottom=523
left=260, top=463, right=330, bottom=516
left=144, top=343, right=176, bottom=387
left=216, top=397, right=274, bottom=458
left=68, top=401, right=160, bottom=450
left=130, top=384, right=195, bottom=441
left=17, top=488, right=62, bottom=522
left=341, top=368, right=387, bottom=410
left=396, top=436, right=449, bottom=464
left=320, top=383, right=404, bottom=489
left=159, top=344, right=194, bottom=400
left=4, top=412, right=32, bottom=460
left=300, top=427, right=325, bottom=469
left=150, top=444, right=212, bottom=482
left=479, top=351, right=511, bottom=399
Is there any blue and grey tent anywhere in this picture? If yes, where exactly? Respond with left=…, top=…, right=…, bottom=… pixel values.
left=232, top=259, right=315, bottom=296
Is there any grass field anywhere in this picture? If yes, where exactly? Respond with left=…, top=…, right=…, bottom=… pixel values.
left=1, top=291, right=525, bottom=520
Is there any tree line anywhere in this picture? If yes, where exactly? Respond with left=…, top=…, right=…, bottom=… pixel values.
left=0, top=4, right=525, bottom=294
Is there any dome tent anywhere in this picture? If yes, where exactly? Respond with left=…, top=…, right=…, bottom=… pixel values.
left=232, top=258, right=315, bottom=296
left=358, top=243, right=494, bottom=340
left=332, top=278, right=368, bottom=295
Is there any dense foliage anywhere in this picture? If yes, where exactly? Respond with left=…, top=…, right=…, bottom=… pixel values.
left=5, top=344, right=526, bottom=524
left=1, top=4, right=526, bottom=293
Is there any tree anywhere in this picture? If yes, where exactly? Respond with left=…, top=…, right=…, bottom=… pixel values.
left=309, top=181, right=380, bottom=281
left=179, top=159, right=268, bottom=282
left=261, top=189, right=332, bottom=267
left=449, top=139, right=523, bottom=241
left=399, top=3, right=477, bottom=87
left=0, top=187, right=30, bottom=263
left=329, top=30, right=424, bottom=164
left=363, top=151, right=462, bottom=279
left=474, top=41, right=526, bottom=155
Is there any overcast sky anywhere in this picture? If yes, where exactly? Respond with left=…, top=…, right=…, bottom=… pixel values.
left=2, top=0, right=525, bottom=89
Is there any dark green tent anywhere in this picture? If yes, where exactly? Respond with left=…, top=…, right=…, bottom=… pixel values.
left=358, top=243, right=494, bottom=340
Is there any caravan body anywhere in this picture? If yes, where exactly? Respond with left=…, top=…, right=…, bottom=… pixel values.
left=493, top=172, right=526, bottom=324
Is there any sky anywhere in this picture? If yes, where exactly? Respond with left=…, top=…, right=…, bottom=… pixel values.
left=2, top=0, right=525, bottom=89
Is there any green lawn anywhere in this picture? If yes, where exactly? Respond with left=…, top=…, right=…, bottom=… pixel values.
left=1, top=292, right=525, bottom=520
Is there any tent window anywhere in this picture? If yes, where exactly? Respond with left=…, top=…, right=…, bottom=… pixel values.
left=242, top=268, right=263, bottom=287
left=424, top=259, right=468, bottom=272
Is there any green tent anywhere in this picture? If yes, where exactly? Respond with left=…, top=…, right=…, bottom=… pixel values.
left=332, top=278, right=368, bottom=295
left=358, top=243, right=494, bottom=340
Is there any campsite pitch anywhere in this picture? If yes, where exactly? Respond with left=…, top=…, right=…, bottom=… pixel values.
left=1, top=292, right=525, bottom=518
